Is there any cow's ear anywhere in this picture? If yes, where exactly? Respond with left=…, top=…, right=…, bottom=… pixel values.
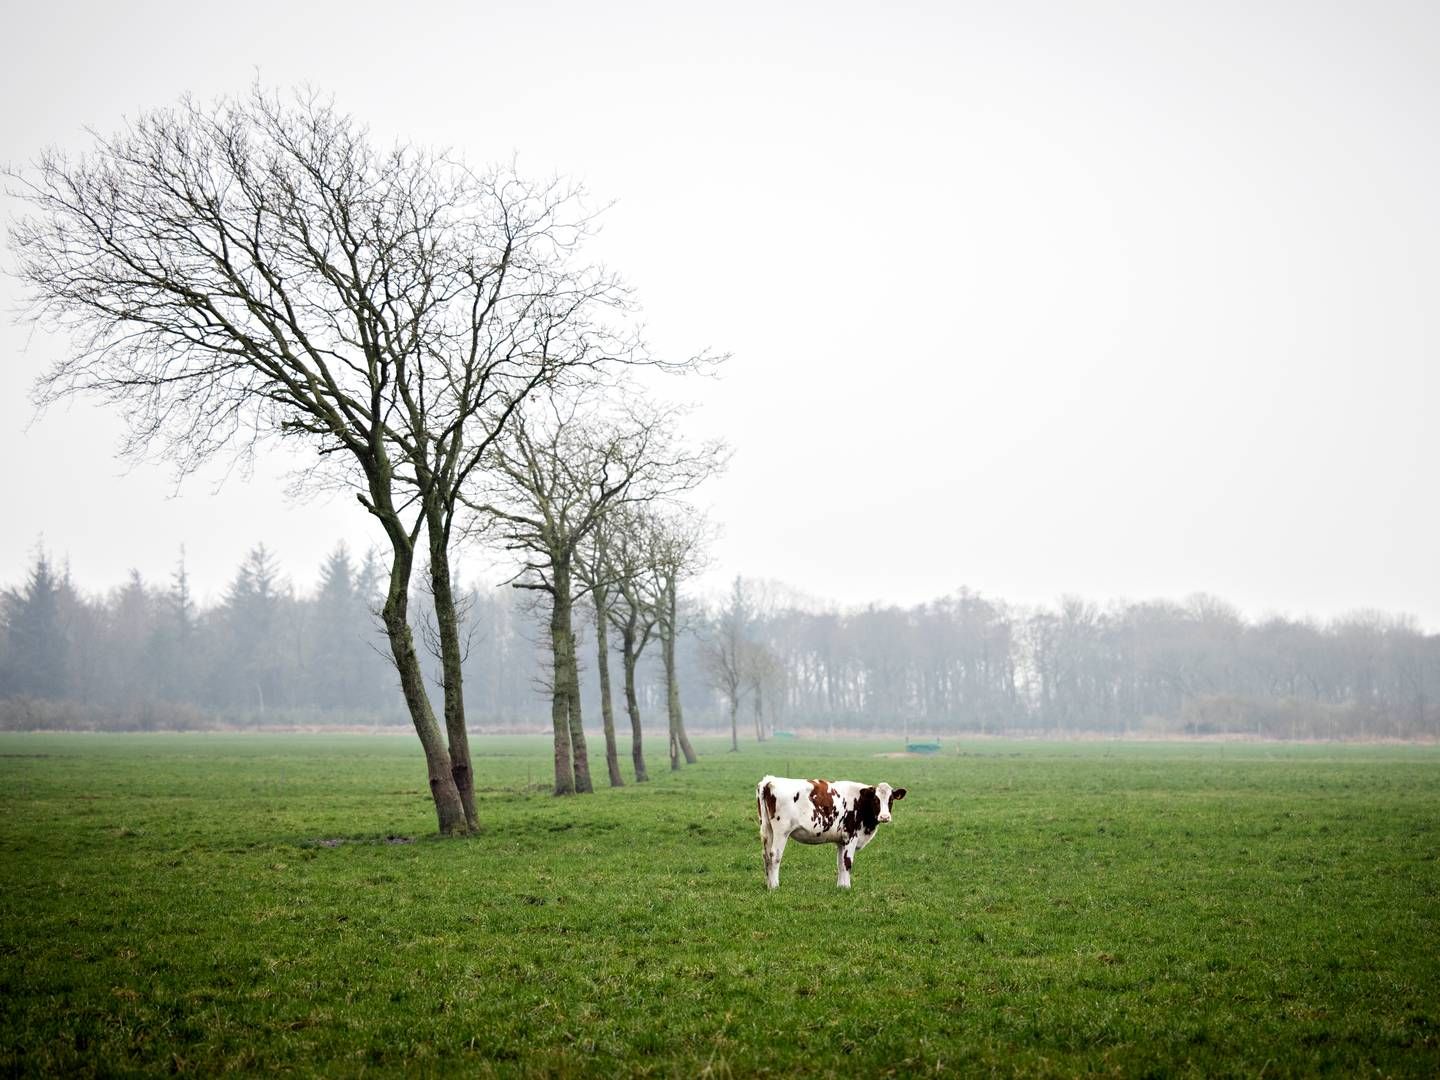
left=892, top=788, right=907, bottom=801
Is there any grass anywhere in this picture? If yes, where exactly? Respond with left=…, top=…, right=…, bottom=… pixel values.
left=1, top=733, right=1437, bottom=1077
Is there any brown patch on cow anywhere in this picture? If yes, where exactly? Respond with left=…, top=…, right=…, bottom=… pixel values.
left=840, top=786, right=882, bottom=838
left=809, top=779, right=839, bottom=831
left=843, top=850, right=853, bottom=871
left=762, top=782, right=778, bottom=821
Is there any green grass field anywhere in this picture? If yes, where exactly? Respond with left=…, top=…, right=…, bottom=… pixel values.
left=1, top=733, right=1437, bottom=1077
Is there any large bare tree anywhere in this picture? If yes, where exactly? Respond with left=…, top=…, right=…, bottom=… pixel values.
left=6, top=87, right=642, bottom=834
left=466, top=392, right=723, bottom=794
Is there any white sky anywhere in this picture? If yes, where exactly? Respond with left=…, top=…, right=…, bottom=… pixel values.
left=1, top=0, right=1436, bottom=623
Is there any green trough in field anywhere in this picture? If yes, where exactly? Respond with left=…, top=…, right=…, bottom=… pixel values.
left=1, top=733, right=1437, bottom=1076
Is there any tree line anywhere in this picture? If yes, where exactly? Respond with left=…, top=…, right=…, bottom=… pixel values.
left=0, top=543, right=718, bottom=737
left=700, top=580, right=1440, bottom=742
left=6, top=548, right=1435, bottom=749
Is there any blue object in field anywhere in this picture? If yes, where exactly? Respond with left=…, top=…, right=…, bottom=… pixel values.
left=906, top=741, right=942, bottom=754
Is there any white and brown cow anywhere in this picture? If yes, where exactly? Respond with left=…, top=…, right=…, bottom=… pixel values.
left=755, top=775, right=908, bottom=889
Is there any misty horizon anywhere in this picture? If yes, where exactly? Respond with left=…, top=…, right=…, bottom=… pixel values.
left=3, top=532, right=1434, bottom=635
left=4, top=535, right=1433, bottom=745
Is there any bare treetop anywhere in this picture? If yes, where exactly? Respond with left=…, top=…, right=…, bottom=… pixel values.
left=465, top=387, right=726, bottom=595
left=8, top=84, right=638, bottom=493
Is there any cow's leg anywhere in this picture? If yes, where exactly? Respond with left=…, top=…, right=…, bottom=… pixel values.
left=766, top=829, right=790, bottom=890
left=836, top=839, right=859, bottom=888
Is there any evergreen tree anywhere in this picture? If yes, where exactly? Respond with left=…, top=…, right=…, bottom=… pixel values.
left=109, top=570, right=156, bottom=703
left=215, top=545, right=291, bottom=711
left=311, top=544, right=367, bottom=710
left=145, top=549, right=198, bottom=703
left=1, top=551, right=70, bottom=698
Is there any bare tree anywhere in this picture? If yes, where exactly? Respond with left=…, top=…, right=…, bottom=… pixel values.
left=6, top=86, right=643, bottom=834
left=743, top=639, right=783, bottom=741
left=596, top=507, right=664, bottom=781
left=700, top=576, right=751, bottom=752
left=466, top=392, right=723, bottom=794
left=574, top=518, right=625, bottom=787
left=642, top=510, right=711, bottom=770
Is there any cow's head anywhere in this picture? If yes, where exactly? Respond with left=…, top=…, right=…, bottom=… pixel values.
left=875, top=782, right=908, bottom=824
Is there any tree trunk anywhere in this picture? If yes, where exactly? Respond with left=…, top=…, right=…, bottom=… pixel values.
left=664, top=587, right=698, bottom=767
left=595, top=591, right=624, bottom=787
left=425, top=507, right=478, bottom=831
left=566, top=625, right=593, bottom=794
left=753, top=682, right=766, bottom=742
left=664, top=617, right=679, bottom=771
left=730, top=697, right=739, bottom=752
left=622, top=624, right=649, bottom=782
left=549, top=568, right=576, bottom=796
left=377, top=528, right=467, bottom=834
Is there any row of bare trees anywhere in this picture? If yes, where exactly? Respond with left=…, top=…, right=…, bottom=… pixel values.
left=8, top=86, right=724, bottom=832
left=470, top=391, right=725, bottom=792
left=697, top=582, right=1440, bottom=741
left=578, top=508, right=710, bottom=785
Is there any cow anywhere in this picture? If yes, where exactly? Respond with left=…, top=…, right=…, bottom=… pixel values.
left=755, top=774, right=908, bottom=889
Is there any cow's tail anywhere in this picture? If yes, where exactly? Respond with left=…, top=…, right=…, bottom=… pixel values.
left=756, top=776, right=775, bottom=845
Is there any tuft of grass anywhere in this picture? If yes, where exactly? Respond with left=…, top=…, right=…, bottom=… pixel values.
left=1, top=733, right=1438, bottom=1076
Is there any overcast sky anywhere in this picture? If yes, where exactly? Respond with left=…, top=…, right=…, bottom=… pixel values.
left=2, top=0, right=1436, bottom=625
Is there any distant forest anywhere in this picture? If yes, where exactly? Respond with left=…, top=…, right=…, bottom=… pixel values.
left=1, top=545, right=1436, bottom=740
left=0, top=544, right=710, bottom=735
